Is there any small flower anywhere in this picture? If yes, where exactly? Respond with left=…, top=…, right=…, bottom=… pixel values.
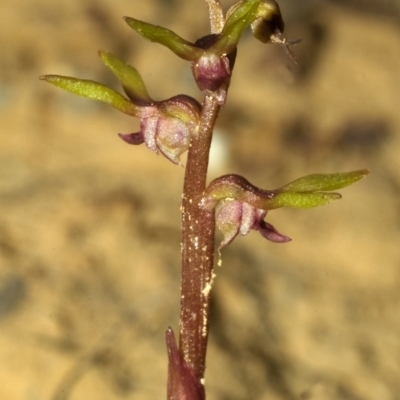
left=40, top=51, right=201, bottom=165
left=215, top=199, right=291, bottom=249
left=200, top=170, right=369, bottom=249
left=124, top=0, right=299, bottom=104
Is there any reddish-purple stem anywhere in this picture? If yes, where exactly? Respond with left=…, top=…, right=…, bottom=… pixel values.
left=178, top=95, right=220, bottom=382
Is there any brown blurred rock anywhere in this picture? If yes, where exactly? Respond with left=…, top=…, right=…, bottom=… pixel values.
left=1, top=1, right=399, bottom=400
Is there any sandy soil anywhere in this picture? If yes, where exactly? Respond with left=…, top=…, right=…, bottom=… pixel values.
left=1, top=1, right=400, bottom=399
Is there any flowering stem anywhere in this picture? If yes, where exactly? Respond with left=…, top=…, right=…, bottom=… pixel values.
left=179, top=95, right=220, bottom=381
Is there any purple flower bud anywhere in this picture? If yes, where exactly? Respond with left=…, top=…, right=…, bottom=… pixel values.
left=192, top=52, right=234, bottom=105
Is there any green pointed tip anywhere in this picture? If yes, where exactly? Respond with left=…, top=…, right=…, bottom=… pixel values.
left=40, top=75, right=140, bottom=117
left=123, top=17, right=202, bottom=61
left=98, top=50, right=152, bottom=102
left=280, top=169, right=370, bottom=193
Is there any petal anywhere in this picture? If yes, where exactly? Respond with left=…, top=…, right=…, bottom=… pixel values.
left=257, top=220, right=291, bottom=243
left=40, top=75, right=140, bottom=116
left=123, top=17, right=203, bottom=61
left=155, top=117, right=191, bottom=165
left=215, top=200, right=242, bottom=249
left=141, top=117, right=159, bottom=153
left=239, top=202, right=258, bottom=236
left=118, top=132, right=145, bottom=145
left=99, top=51, right=152, bottom=103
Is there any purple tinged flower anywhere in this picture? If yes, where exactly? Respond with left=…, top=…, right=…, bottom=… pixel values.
left=215, top=199, right=291, bottom=249
left=200, top=170, right=369, bottom=249
left=40, top=51, right=201, bottom=165
left=120, top=103, right=195, bottom=165
left=118, top=94, right=200, bottom=165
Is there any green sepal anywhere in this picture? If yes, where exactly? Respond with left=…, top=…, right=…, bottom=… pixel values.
left=267, top=192, right=341, bottom=210
left=98, top=51, right=152, bottom=103
left=211, top=0, right=261, bottom=55
left=123, top=17, right=202, bottom=61
left=201, top=169, right=369, bottom=212
left=40, top=75, right=140, bottom=116
left=279, top=170, right=369, bottom=193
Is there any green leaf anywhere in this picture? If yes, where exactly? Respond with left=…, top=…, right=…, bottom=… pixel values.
left=279, top=170, right=369, bottom=193
left=40, top=75, right=140, bottom=116
left=99, top=51, right=152, bottom=103
left=268, top=192, right=342, bottom=210
left=211, top=0, right=261, bottom=55
left=123, top=17, right=202, bottom=61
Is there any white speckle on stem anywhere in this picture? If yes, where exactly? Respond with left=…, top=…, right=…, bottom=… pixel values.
left=201, top=271, right=216, bottom=297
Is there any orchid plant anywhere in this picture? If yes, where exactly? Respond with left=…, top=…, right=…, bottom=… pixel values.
left=40, top=1, right=368, bottom=399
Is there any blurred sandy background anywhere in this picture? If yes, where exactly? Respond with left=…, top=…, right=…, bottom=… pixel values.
left=1, top=0, right=400, bottom=399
